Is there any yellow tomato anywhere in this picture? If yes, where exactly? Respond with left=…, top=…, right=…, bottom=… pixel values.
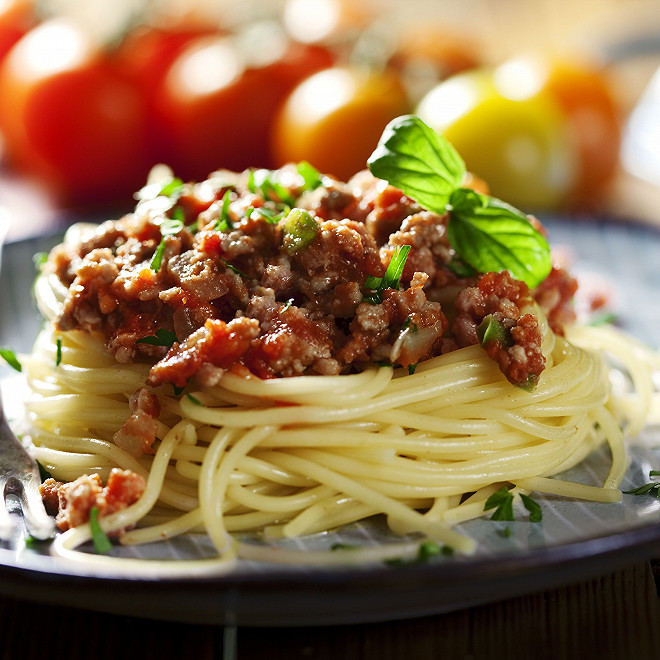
left=416, top=68, right=578, bottom=211
left=271, top=66, right=410, bottom=181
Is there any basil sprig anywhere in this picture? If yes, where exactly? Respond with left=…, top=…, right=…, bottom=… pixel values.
left=368, top=115, right=552, bottom=289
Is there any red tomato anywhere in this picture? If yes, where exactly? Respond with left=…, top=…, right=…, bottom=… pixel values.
left=271, top=66, right=410, bottom=181
left=115, top=22, right=219, bottom=99
left=0, top=0, right=34, bottom=63
left=0, top=18, right=152, bottom=205
left=153, top=27, right=335, bottom=181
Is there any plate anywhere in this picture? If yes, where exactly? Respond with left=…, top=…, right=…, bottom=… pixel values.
left=0, top=216, right=659, bottom=627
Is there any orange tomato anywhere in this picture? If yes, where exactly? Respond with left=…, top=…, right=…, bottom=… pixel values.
left=153, top=28, right=334, bottom=181
left=271, top=66, right=410, bottom=181
left=539, top=57, right=622, bottom=201
left=0, top=19, right=151, bottom=205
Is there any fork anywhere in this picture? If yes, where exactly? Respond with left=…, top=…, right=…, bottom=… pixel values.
left=0, top=391, right=55, bottom=542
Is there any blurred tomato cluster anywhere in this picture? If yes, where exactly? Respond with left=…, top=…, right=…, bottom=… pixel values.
left=0, top=0, right=624, bottom=213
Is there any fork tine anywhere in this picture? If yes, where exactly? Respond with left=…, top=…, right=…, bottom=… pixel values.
left=0, top=478, right=17, bottom=542
left=1, top=406, right=56, bottom=541
left=17, top=469, right=56, bottom=540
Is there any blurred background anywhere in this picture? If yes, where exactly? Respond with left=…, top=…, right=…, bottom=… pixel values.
left=1, top=0, right=660, bottom=240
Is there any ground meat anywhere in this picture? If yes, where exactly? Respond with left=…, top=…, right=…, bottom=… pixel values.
left=48, top=469, right=146, bottom=532
left=381, top=211, right=456, bottom=289
left=532, top=265, right=578, bottom=334
left=48, top=165, right=575, bottom=390
left=113, top=388, right=161, bottom=457
left=453, top=271, right=545, bottom=387
left=338, top=274, right=448, bottom=368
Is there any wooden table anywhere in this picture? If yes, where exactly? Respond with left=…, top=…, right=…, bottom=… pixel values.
left=1, top=561, right=659, bottom=659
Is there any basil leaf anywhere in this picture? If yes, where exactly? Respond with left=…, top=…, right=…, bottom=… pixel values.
left=89, top=506, right=113, bottom=554
left=448, top=189, right=552, bottom=289
left=0, top=347, right=22, bottom=372
left=367, top=114, right=465, bottom=212
left=136, top=328, right=178, bottom=347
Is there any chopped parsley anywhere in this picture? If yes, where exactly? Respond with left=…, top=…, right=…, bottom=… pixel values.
left=221, top=258, right=251, bottom=279
left=150, top=212, right=187, bottom=272
left=215, top=190, right=234, bottom=231
left=32, top=251, right=48, bottom=271
left=363, top=245, right=411, bottom=304
left=296, top=161, right=323, bottom=192
left=135, top=328, right=178, bottom=347
left=477, top=315, right=513, bottom=348
left=89, top=506, right=113, bottom=554
left=384, top=540, right=452, bottom=567
left=186, top=393, right=202, bottom=406
left=484, top=488, right=543, bottom=523
left=0, top=347, right=22, bottom=372
left=484, top=487, right=515, bottom=521
left=282, top=208, right=318, bottom=255
left=520, top=493, right=543, bottom=522
left=55, top=337, right=62, bottom=367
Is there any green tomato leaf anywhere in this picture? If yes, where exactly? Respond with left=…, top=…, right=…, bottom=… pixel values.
left=448, top=188, right=552, bottom=289
left=367, top=114, right=466, bottom=212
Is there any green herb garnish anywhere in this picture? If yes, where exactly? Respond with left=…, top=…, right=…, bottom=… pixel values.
left=282, top=208, right=318, bottom=255
left=0, top=347, right=22, bottom=372
left=624, top=470, right=660, bottom=497
left=520, top=493, right=542, bottom=522
left=330, top=542, right=361, bottom=551
left=221, top=258, right=251, bottom=279
left=32, top=251, right=48, bottom=271
left=368, top=115, right=552, bottom=289
left=186, top=393, right=202, bottom=406
left=150, top=214, right=186, bottom=271
left=363, top=245, right=411, bottom=304
left=89, top=506, right=113, bottom=554
left=384, top=540, right=451, bottom=567
left=476, top=315, right=513, bottom=348
left=215, top=190, right=234, bottom=231
left=484, top=486, right=514, bottom=521
left=55, top=337, right=62, bottom=367
left=297, top=161, right=323, bottom=192
left=136, top=328, right=178, bottom=347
